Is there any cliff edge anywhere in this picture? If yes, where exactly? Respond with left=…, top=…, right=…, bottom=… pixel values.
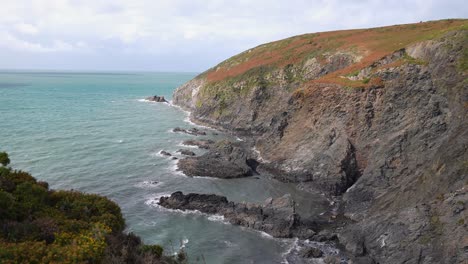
left=173, top=19, right=468, bottom=263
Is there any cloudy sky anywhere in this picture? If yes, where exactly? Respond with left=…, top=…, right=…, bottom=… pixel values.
left=1, top=0, right=466, bottom=72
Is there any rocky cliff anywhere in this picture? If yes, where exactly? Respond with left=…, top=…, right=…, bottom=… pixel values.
left=173, top=20, right=467, bottom=263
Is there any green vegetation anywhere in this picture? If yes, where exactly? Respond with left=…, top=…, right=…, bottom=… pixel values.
left=402, top=51, right=428, bottom=66
left=0, top=152, right=187, bottom=264
left=197, top=19, right=467, bottom=96
left=0, top=152, right=10, bottom=166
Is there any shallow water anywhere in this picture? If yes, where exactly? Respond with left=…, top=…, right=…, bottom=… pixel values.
left=0, top=71, right=327, bottom=263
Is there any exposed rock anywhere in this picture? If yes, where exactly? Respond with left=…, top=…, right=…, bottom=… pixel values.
left=300, top=247, right=323, bottom=258
left=182, top=139, right=215, bottom=149
left=177, top=140, right=257, bottom=178
left=177, top=149, right=196, bottom=156
left=160, top=150, right=172, bottom=156
left=145, top=95, right=167, bottom=102
left=158, top=192, right=317, bottom=239
left=172, top=22, right=468, bottom=263
left=172, top=127, right=207, bottom=136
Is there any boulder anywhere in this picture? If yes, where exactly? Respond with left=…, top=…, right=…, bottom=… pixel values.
left=177, top=149, right=196, bottom=156
left=160, top=150, right=172, bottom=156
left=183, top=139, right=215, bottom=149
left=172, top=127, right=207, bottom=136
left=145, top=95, right=167, bottom=102
left=300, top=247, right=323, bottom=258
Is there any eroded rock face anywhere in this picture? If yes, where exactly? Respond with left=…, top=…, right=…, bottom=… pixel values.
left=158, top=192, right=317, bottom=239
left=177, top=140, right=257, bottom=178
left=172, top=29, right=468, bottom=263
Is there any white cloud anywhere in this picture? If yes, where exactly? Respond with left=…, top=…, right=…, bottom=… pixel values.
left=0, top=0, right=466, bottom=70
left=0, top=31, right=83, bottom=52
left=14, top=23, right=39, bottom=35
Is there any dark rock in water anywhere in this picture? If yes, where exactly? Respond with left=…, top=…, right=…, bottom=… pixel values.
left=187, top=128, right=206, bottom=136
left=177, top=140, right=256, bottom=178
left=160, top=150, right=172, bottom=156
left=172, top=157, right=178, bottom=160
left=300, top=247, right=323, bottom=258
left=149, top=181, right=158, bottom=185
left=183, top=139, right=215, bottom=149
left=172, top=127, right=207, bottom=136
left=145, top=95, right=167, bottom=102
left=177, top=149, right=196, bottom=156
left=212, top=132, right=219, bottom=136
left=158, top=192, right=317, bottom=239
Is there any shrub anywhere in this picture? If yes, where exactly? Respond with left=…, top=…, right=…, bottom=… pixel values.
left=0, top=152, right=10, bottom=166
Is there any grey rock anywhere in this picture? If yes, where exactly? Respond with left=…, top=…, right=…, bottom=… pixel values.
left=183, top=139, right=215, bottom=149
left=177, top=140, right=257, bottom=179
left=300, top=247, right=323, bottom=258
left=160, top=150, right=172, bottom=156
left=159, top=192, right=318, bottom=239
left=177, top=149, right=196, bottom=156
left=145, top=95, right=167, bottom=102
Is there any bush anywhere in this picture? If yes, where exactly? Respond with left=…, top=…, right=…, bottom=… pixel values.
left=0, top=152, right=10, bottom=166
left=0, top=151, right=188, bottom=263
left=141, top=244, right=164, bottom=258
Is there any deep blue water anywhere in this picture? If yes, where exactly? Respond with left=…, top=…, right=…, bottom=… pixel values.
left=0, top=71, right=324, bottom=263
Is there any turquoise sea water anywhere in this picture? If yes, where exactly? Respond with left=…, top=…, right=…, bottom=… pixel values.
left=0, top=71, right=325, bottom=263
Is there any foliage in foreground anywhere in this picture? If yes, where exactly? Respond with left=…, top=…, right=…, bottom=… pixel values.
left=0, top=152, right=187, bottom=264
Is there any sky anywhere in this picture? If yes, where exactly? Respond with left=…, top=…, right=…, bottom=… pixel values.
left=0, top=0, right=466, bottom=72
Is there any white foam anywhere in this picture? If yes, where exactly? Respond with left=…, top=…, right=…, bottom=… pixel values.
left=259, top=231, right=274, bottom=239
left=135, top=180, right=162, bottom=188
left=177, top=142, right=198, bottom=148
left=180, top=238, right=189, bottom=249
left=137, top=98, right=170, bottom=105
left=207, top=214, right=225, bottom=222
left=168, top=160, right=188, bottom=177
left=281, top=238, right=300, bottom=264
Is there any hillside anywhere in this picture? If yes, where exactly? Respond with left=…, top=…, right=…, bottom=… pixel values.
left=173, top=19, right=468, bottom=263
left=0, top=152, right=186, bottom=264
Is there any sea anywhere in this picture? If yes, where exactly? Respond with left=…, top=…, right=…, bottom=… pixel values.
left=0, top=71, right=327, bottom=264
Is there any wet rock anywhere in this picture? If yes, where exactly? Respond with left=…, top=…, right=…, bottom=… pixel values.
left=160, top=150, right=172, bottom=156
left=300, top=247, right=323, bottom=258
left=183, top=139, right=215, bottom=149
left=159, top=192, right=317, bottom=239
left=177, top=140, right=256, bottom=178
left=145, top=95, right=167, bottom=102
left=177, top=149, right=196, bottom=156
left=172, top=127, right=207, bottom=136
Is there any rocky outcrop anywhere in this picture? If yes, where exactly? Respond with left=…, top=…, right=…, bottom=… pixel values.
left=177, top=149, right=196, bottom=156
left=172, top=21, right=468, bottom=263
left=145, top=95, right=167, bottom=102
left=182, top=139, right=215, bottom=149
left=177, top=140, right=257, bottom=178
left=172, top=127, right=207, bottom=136
left=158, top=192, right=317, bottom=239
left=160, top=150, right=172, bottom=156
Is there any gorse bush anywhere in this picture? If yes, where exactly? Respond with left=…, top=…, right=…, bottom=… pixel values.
left=0, top=152, right=188, bottom=263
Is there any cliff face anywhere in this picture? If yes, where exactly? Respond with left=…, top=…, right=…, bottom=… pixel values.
left=173, top=20, right=467, bottom=263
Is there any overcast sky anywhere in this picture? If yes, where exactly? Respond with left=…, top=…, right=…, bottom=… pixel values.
left=0, top=0, right=466, bottom=72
